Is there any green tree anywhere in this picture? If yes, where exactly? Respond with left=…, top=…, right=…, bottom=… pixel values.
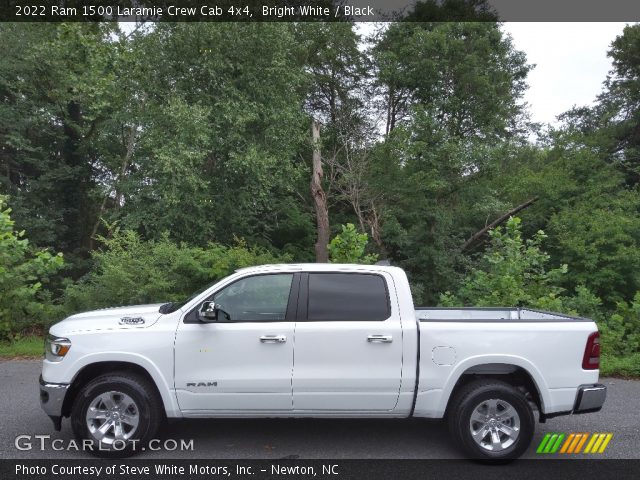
left=494, top=76, right=640, bottom=309
left=0, top=23, right=317, bottom=266
left=0, top=197, right=63, bottom=340
left=440, top=217, right=577, bottom=311
left=370, top=20, right=532, bottom=303
left=546, top=192, right=640, bottom=307
left=113, top=24, right=313, bottom=254
left=557, top=24, right=640, bottom=186
left=0, top=23, right=120, bottom=265
left=373, top=21, right=529, bottom=137
left=328, top=223, right=378, bottom=264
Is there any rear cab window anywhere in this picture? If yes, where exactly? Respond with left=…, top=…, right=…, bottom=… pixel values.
left=306, top=273, right=390, bottom=321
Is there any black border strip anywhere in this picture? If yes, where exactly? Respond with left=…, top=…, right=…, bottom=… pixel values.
left=2, top=0, right=640, bottom=22
left=3, top=459, right=639, bottom=480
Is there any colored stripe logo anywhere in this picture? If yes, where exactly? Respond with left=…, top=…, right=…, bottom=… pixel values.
left=536, top=433, right=613, bottom=454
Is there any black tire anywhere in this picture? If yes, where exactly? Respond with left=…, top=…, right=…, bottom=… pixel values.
left=71, top=372, right=163, bottom=457
left=447, top=379, right=535, bottom=461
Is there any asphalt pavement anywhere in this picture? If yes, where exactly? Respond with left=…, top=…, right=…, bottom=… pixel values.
left=1, top=359, right=638, bottom=459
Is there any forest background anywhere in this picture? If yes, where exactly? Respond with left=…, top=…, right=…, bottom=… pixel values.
left=1, top=4, right=639, bottom=374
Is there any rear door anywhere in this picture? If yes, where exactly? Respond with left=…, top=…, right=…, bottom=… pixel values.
left=292, top=272, right=403, bottom=411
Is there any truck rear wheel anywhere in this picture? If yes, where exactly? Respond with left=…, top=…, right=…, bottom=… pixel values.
left=447, top=379, right=534, bottom=461
left=70, top=372, right=163, bottom=457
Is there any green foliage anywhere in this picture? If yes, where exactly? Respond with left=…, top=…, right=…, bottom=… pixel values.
left=62, top=230, right=291, bottom=315
left=1, top=21, right=640, bottom=375
left=0, top=23, right=313, bottom=261
left=328, top=224, right=378, bottom=264
left=439, top=217, right=572, bottom=310
left=547, top=192, right=640, bottom=307
left=373, top=21, right=530, bottom=139
left=560, top=285, right=604, bottom=322
left=370, top=20, right=532, bottom=303
left=600, top=353, right=640, bottom=378
left=0, top=197, right=63, bottom=340
left=600, top=293, right=640, bottom=358
left=597, top=24, right=640, bottom=185
left=438, top=215, right=640, bottom=376
left=117, top=24, right=312, bottom=250
left=0, top=23, right=120, bottom=259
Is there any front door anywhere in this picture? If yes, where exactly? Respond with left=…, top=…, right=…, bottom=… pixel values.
left=292, top=272, right=404, bottom=411
left=174, top=273, right=297, bottom=413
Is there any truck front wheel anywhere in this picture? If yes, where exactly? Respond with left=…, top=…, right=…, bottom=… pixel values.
left=70, top=372, right=163, bottom=457
left=447, top=380, right=535, bottom=461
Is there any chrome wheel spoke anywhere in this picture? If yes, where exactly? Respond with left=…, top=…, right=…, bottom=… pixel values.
left=100, top=393, right=117, bottom=410
left=497, top=404, right=515, bottom=419
left=472, top=426, right=489, bottom=442
left=87, top=407, right=108, bottom=421
left=490, top=430, right=501, bottom=448
left=470, top=410, right=486, bottom=424
left=121, top=413, right=139, bottom=429
left=498, top=423, right=517, bottom=438
left=113, top=422, right=125, bottom=440
left=486, top=399, right=498, bottom=416
left=93, top=420, right=112, bottom=441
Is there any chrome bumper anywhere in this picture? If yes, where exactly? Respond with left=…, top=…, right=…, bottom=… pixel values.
left=574, top=384, right=607, bottom=413
left=39, top=375, right=69, bottom=428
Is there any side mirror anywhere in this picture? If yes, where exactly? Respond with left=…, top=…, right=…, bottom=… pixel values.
left=198, top=301, right=218, bottom=322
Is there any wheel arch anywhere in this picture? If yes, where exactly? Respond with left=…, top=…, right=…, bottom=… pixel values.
left=441, top=357, right=549, bottom=418
left=62, top=359, right=176, bottom=418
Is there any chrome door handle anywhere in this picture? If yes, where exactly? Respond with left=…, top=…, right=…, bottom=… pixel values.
left=367, top=335, right=393, bottom=343
left=259, top=335, right=287, bottom=344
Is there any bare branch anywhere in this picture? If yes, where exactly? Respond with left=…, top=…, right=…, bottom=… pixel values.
left=461, top=197, right=539, bottom=251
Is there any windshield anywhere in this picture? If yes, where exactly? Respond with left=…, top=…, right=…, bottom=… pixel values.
left=159, top=280, right=219, bottom=314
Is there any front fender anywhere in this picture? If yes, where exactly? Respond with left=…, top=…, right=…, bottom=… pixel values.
left=43, top=351, right=181, bottom=418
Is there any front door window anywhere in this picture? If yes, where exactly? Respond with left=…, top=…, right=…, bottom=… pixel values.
left=213, top=274, right=293, bottom=322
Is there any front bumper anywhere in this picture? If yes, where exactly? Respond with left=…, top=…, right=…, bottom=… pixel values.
left=39, top=375, right=69, bottom=430
left=574, top=383, right=607, bottom=414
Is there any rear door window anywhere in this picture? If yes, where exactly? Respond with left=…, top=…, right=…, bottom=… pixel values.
left=307, top=273, right=390, bottom=321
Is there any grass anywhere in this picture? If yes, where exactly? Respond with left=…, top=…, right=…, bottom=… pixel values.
left=0, top=335, right=43, bottom=358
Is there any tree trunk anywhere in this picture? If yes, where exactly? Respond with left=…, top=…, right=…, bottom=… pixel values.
left=310, top=119, right=330, bottom=262
left=366, top=201, right=383, bottom=249
left=89, top=126, right=137, bottom=250
left=61, top=100, right=91, bottom=253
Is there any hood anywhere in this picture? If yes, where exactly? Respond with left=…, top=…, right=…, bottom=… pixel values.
left=49, top=304, right=165, bottom=336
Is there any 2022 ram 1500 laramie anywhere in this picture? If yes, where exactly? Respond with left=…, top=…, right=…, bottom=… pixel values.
left=40, top=264, right=606, bottom=460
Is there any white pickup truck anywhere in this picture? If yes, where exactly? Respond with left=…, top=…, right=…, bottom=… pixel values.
left=40, top=264, right=606, bottom=460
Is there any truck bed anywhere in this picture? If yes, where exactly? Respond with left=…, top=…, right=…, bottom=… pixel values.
left=411, top=306, right=598, bottom=419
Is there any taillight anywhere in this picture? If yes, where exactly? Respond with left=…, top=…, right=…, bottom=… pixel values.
left=582, top=331, right=600, bottom=370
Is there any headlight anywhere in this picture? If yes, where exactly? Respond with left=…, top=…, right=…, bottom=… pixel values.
left=45, top=335, right=71, bottom=362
